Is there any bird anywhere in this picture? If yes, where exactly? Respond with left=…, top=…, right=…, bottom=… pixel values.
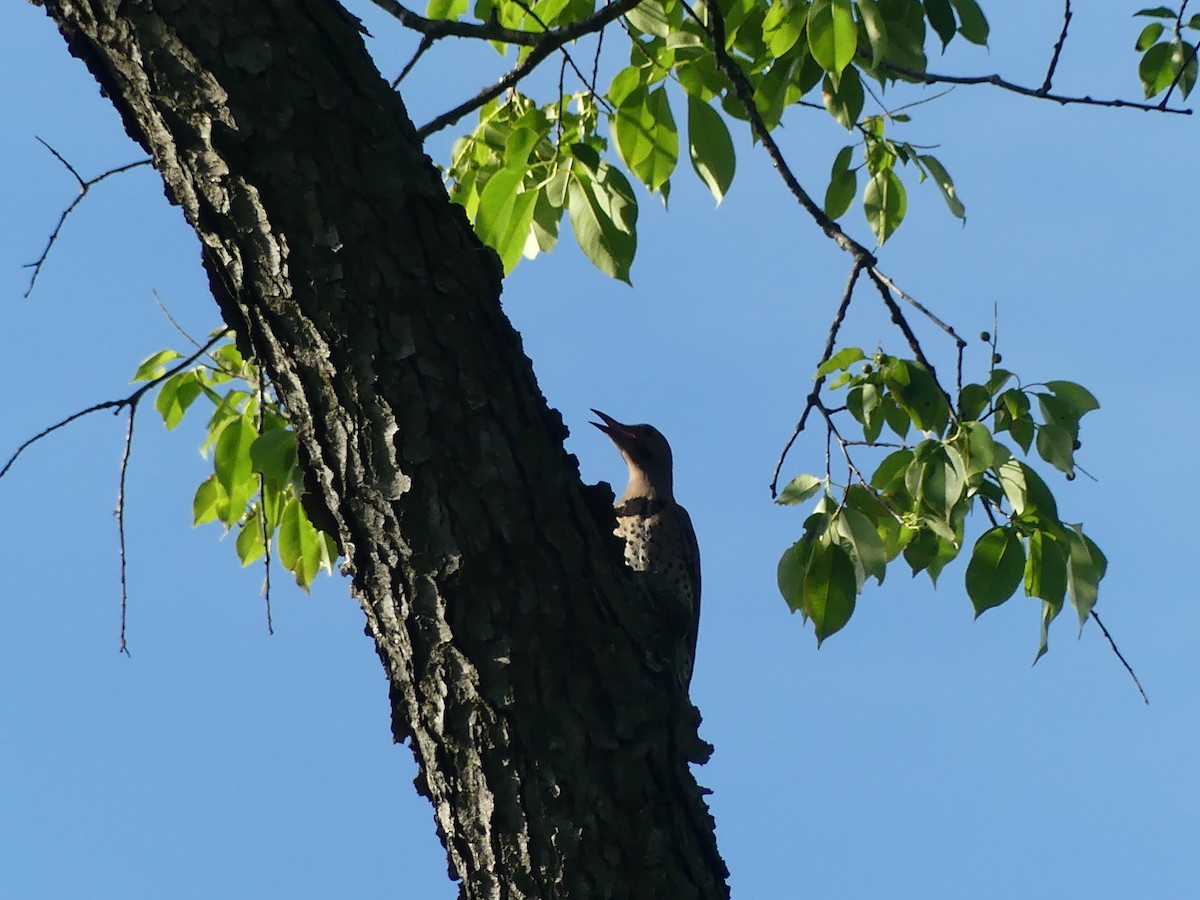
left=591, top=410, right=701, bottom=687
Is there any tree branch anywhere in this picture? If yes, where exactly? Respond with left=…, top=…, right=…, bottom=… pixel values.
left=371, top=0, right=544, bottom=47
left=413, top=0, right=643, bottom=137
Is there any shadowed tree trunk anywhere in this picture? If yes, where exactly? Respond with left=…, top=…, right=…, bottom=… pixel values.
left=35, top=1, right=727, bottom=897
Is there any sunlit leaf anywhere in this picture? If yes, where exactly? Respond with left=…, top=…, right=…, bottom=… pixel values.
left=687, top=95, right=736, bottom=205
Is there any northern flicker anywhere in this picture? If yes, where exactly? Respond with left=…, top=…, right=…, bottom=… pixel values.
left=591, top=410, right=701, bottom=687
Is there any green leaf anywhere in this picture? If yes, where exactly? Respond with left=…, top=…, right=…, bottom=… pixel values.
left=132, top=349, right=182, bottom=383
left=856, top=0, right=888, bottom=67
left=985, top=368, right=1014, bottom=396
left=156, top=370, right=204, bottom=430
left=1140, top=41, right=1180, bottom=97
left=924, top=0, right=956, bottom=48
left=957, top=420, right=996, bottom=476
left=250, top=428, right=298, bottom=483
left=613, top=87, right=679, bottom=193
left=823, top=68, right=864, bottom=129
left=950, top=0, right=988, bottom=44
left=475, top=169, right=539, bottom=274
left=965, top=526, right=1025, bottom=617
left=213, top=415, right=258, bottom=524
left=427, top=0, right=468, bottom=18
left=905, top=440, right=966, bottom=524
left=608, top=65, right=645, bottom=108
left=817, top=345, right=865, bottom=376
left=236, top=514, right=267, bottom=566
left=1043, top=380, right=1100, bottom=419
left=625, top=0, right=674, bottom=38
left=804, top=541, right=858, bottom=645
left=687, top=95, right=736, bottom=205
left=902, top=528, right=955, bottom=582
left=1066, top=527, right=1107, bottom=629
left=1036, top=422, right=1075, bottom=474
left=917, top=154, right=965, bottom=220
left=778, top=538, right=815, bottom=612
left=871, top=448, right=913, bottom=494
left=1025, top=530, right=1067, bottom=606
left=863, top=170, right=907, bottom=244
left=567, top=162, right=638, bottom=283
left=278, top=498, right=332, bottom=591
left=777, top=473, right=824, bottom=505
left=957, top=383, right=989, bottom=420
left=763, top=0, right=805, bottom=57
left=824, top=145, right=858, bottom=219
left=1136, top=22, right=1165, bottom=51
left=836, top=507, right=888, bottom=586
left=887, top=359, right=948, bottom=434
left=808, top=0, right=858, bottom=79
left=1135, top=6, right=1177, bottom=17
left=997, top=459, right=1061, bottom=526
left=1034, top=595, right=1064, bottom=664
left=848, top=383, right=884, bottom=443
left=192, top=474, right=227, bottom=527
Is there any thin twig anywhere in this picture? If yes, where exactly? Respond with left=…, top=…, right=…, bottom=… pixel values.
left=590, top=6, right=606, bottom=97
left=770, top=261, right=865, bottom=496
left=256, top=361, right=273, bottom=635
left=24, top=139, right=151, bottom=297
left=1090, top=610, right=1149, bottom=704
left=867, top=269, right=957, bottom=421
left=393, top=34, right=434, bottom=87
left=152, top=290, right=203, bottom=350
left=1040, top=1, right=1072, bottom=94
left=116, top=409, right=135, bottom=656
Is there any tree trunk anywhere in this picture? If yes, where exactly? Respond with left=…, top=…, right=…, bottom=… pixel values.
left=35, top=1, right=728, bottom=896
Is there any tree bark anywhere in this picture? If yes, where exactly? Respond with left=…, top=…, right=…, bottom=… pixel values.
left=35, top=1, right=728, bottom=897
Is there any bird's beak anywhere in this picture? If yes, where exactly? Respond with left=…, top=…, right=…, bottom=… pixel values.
left=591, top=409, right=636, bottom=448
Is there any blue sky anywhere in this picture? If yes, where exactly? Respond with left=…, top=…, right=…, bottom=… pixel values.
left=2, top=3, right=1197, bottom=898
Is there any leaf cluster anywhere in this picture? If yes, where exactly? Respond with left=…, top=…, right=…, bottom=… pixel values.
left=776, top=347, right=1105, bottom=660
left=132, top=340, right=337, bottom=592
left=1134, top=6, right=1199, bottom=100
left=434, top=0, right=990, bottom=278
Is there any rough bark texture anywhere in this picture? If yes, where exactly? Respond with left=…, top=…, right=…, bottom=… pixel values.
left=35, top=1, right=728, bottom=897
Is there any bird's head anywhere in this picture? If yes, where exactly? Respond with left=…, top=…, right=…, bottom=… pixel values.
left=591, top=409, right=675, bottom=500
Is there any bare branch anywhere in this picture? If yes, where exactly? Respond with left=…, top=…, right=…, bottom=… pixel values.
left=0, top=333, right=226, bottom=484
left=116, top=408, right=135, bottom=655
left=882, top=62, right=1193, bottom=115
left=1090, top=610, right=1149, bottom=705
left=24, top=139, right=151, bottom=297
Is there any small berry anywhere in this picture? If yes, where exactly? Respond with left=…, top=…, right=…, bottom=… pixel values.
left=980, top=331, right=991, bottom=342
